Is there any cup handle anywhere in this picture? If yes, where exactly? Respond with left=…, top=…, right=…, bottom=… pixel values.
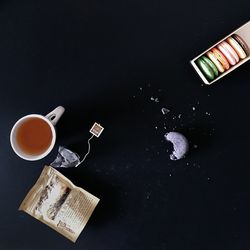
left=45, top=106, right=65, bottom=126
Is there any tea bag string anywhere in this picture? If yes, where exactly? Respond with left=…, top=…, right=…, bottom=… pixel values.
left=76, top=134, right=95, bottom=167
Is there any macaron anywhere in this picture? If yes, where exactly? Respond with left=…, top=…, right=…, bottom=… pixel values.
left=227, top=36, right=247, bottom=59
left=206, top=51, right=225, bottom=73
left=196, top=57, right=215, bottom=81
left=201, top=55, right=219, bottom=77
left=217, top=41, right=239, bottom=65
left=232, top=34, right=249, bottom=56
left=211, top=48, right=230, bottom=70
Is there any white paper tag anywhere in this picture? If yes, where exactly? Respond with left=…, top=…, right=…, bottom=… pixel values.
left=90, top=123, right=104, bottom=137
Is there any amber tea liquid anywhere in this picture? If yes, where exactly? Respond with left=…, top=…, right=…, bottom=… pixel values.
left=16, top=117, right=53, bottom=155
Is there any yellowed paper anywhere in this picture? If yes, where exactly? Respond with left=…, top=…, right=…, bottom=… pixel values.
left=19, top=165, right=100, bottom=242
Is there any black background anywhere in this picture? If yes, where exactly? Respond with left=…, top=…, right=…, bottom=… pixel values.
left=0, top=0, right=250, bottom=249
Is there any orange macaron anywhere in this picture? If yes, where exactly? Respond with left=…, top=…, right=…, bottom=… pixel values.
left=206, top=51, right=225, bottom=73
left=211, top=48, right=230, bottom=70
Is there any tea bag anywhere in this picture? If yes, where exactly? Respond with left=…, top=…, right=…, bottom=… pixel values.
left=51, top=123, right=104, bottom=168
left=51, top=146, right=80, bottom=168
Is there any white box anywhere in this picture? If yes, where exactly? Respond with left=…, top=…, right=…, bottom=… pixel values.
left=190, top=21, right=250, bottom=85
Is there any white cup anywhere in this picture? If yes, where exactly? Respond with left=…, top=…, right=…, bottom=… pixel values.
left=10, top=106, right=65, bottom=161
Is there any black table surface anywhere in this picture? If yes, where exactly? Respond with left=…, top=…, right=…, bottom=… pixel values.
left=1, top=0, right=250, bottom=249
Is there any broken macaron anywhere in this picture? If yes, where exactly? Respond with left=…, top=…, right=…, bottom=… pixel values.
left=164, top=132, right=189, bottom=160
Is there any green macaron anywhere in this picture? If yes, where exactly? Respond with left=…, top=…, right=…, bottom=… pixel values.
left=196, top=57, right=215, bottom=81
left=201, top=56, right=219, bottom=77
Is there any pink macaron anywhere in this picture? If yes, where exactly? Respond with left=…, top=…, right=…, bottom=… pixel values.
left=217, top=41, right=239, bottom=66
